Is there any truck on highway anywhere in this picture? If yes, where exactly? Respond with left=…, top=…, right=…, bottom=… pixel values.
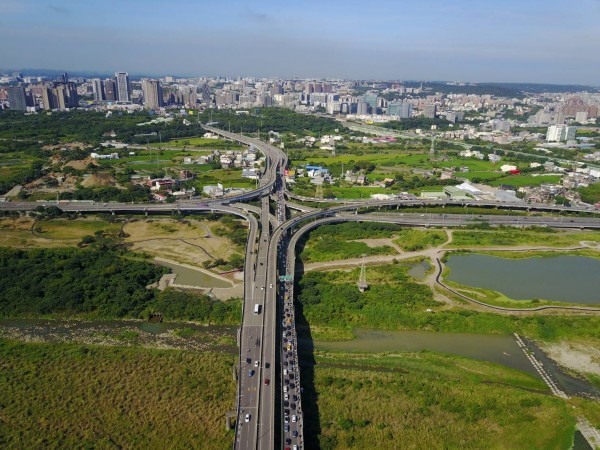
left=254, top=304, right=261, bottom=314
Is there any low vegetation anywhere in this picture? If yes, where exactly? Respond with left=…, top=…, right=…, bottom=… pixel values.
left=394, top=228, right=447, bottom=251
left=296, top=263, right=600, bottom=341
left=0, top=339, right=235, bottom=449
left=449, top=227, right=600, bottom=248
left=306, top=350, right=575, bottom=450
left=298, top=222, right=402, bottom=263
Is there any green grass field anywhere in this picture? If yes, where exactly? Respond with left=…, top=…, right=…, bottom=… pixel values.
left=488, top=174, right=563, bottom=187
left=449, top=228, right=600, bottom=248
left=394, top=228, right=447, bottom=251
left=306, top=350, right=575, bottom=450
left=34, top=218, right=122, bottom=239
left=0, top=339, right=235, bottom=449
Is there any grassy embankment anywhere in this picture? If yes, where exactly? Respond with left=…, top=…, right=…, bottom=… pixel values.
left=304, top=350, right=582, bottom=450
left=0, top=339, right=235, bottom=449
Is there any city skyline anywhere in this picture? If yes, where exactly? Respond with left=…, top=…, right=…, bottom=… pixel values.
left=1, top=0, right=599, bottom=84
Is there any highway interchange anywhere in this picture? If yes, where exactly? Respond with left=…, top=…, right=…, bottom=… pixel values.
left=3, top=125, right=600, bottom=450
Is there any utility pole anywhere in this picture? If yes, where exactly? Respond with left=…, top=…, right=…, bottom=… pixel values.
left=358, top=255, right=368, bottom=292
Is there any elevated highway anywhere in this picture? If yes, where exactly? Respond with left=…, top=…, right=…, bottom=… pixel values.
left=4, top=125, right=600, bottom=450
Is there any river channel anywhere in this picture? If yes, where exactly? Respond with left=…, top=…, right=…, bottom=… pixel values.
left=445, top=254, right=600, bottom=304
left=0, top=318, right=238, bottom=353
left=315, top=329, right=538, bottom=376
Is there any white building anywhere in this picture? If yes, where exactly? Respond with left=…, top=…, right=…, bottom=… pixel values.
left=546, top=125, right=576, bottom=142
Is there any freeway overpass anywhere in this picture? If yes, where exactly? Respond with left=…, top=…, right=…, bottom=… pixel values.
left=4, top=125, right=600, bottom=450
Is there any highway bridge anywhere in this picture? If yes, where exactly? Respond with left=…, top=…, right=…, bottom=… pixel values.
left=3, top=125, right=600, bottom=450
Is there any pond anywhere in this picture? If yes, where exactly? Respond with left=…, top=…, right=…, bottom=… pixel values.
left=445, top=254, right=600, bottom=304
left=156, top=260, right=232, bottom=288
left=315, top=329, right=537, bottom=376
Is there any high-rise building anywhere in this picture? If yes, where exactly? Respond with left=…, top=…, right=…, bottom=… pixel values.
left=356, top=102, right=369, bottom=115
left=141, top=79, right=164, bottom=109
left=92, top=78, right=105, bottom=101
left=424, top=103, right=437, bottom=118
left=270, top=84, right=284, bottom=96
left=546, top=124, right=576, bottom=142
left=7, top=86, right=28, bottom=111
left=201, top=83, right=211, bottom=105
left=115, top=72, right=131, bottom=102
left=103, top=79, right=117, bottom=101
left=40, top=82, right=78, bottom=110
left=387, top=101, right=412, bottom=119
left=41, top=86, right=55, bottom=110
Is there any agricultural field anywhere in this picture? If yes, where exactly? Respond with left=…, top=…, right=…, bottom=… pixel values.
left=305, top=350, right=577, bottom=450
left=0, top=339, right=235, bottom=449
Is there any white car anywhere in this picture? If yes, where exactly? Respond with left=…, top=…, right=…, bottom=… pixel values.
left=292, top=415, right=297, bottom=423
left=245, top=413, right=251, bottom=422
left=254, top=360, right=259, bottom=368
left=269, top=283, right=273, bottom=288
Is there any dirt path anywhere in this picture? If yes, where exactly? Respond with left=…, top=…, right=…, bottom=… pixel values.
left=301, top=239, right=600, bottom=312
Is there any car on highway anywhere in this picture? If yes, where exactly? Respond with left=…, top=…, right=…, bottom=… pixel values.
left=264, top=378, right=270, bottom=385
left=245, top=413, right=251, bottom=422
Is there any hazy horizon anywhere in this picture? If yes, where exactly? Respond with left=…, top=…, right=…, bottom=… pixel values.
left=2, top=0, right=599, bottom=84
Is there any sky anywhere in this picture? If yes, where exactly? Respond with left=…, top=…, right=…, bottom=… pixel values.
left=1, top=0, right=599, bottom=84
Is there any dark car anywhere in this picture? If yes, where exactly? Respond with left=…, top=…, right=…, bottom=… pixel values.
left=284, top=409, right=290, bottom=416
left=291, top=403, right=296, bottom=410
left=286, top=438, right=292, bottom=444
left=264, top=378, right=270, bottom=385
left=246, top=357, right=252, bottom=364
left=265, top=362, right=270, bottom=369
left=292, top=395, right=298, bottom=401
left=292, top=431, right=298, bottom=438
left=284, top=401, right=289, bottom=407
left=290, top=383, right=295, bottom=389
